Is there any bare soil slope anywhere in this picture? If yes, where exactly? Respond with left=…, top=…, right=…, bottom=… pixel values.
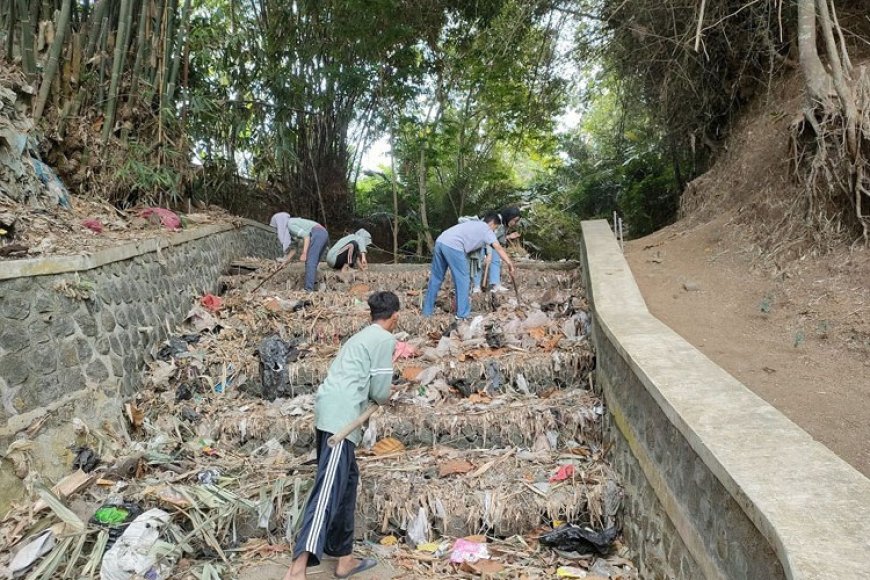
left=625, top=73, right=870, bottom=477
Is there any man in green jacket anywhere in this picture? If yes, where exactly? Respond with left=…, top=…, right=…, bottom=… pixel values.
left=284, top=291, right=400, bottom=580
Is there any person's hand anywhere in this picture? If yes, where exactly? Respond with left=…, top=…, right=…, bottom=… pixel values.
left=360, top=255, right=368, bottom=270
left=507, top=231, right=521, bottom=240
left=506, top=259, right=516, bottom=276
left=299, top=253, right=307, bottom=262
left=484, top=254, right=492, bottom=265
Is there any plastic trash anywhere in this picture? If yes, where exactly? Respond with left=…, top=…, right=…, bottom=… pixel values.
left=82, top=219, right=104, bottom=234
left=405, top=507, right=429, bottom=547
left=90, top=502, right=143, bottom=550
left=200, top=294, right=223, bottom=313
left=555, top=566, right=587, bottom=578
left=29, top=157, right=71, bottom=208
left=71, top=446, right=100, bottom=472
left=100, top=508, right=174, bottom=580
left=539, top=524, right=619, bottom=555
left=449, top=538, right=490, bottom=564
left=10, top=529, right=55, bottom=577
left=140, top=207, right=181, bottom=230
left=549, top=463, right=575, bottom=483
left=197, top=468, right=221, bottom=485
left=259, top=335, right=293, bottom=401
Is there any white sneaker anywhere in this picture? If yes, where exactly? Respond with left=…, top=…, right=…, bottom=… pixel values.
left=492, top=284, right=508, bottom=293
left=472, top=286, right=481, bottom=294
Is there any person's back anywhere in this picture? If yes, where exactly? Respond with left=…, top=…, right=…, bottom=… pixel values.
left=315, top=322, right=395, bottom=445
left=436, top=220, right=496, bottom=254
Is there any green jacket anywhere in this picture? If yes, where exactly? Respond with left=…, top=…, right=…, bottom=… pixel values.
left=314, top=324, right=395, bottom=445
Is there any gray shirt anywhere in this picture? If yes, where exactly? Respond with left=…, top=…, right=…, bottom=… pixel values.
left=437, top=221, right=497, bottom=254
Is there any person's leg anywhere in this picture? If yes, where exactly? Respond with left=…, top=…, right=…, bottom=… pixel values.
left=286, top=431, right=353, bottom=579
left=304, top=228, right=328, bottom=290
left=333, top=244, right=353, bottom=270
left=472, top=249, right=484, bottom=291
left=489, top=250, right=502, bottom=287
left=324, top=451, right=363, bottom=576
left=444, top=245, right=471, bottom=319
left=422, top=244, right=448, bottom=317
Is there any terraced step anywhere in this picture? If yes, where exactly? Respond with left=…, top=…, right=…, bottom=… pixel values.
left=147, top=387, right=602, bottom=452
left=352, top=446, right=620, bottom=539
left=248, top=262, right=584, bottom=293
left=282, top=348, right=593, bottom=396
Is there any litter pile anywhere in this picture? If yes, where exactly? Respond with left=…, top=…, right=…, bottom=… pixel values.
left=0, top=260, right=638, bottom=578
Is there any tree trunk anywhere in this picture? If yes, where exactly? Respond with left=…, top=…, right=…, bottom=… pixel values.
left=797, top=0, right=831, bottom=103
left=389, top=123, right=400, bottom=263
left=33, top=0, right=71, bottom=121
left=417, top=146, right=434, bottom=254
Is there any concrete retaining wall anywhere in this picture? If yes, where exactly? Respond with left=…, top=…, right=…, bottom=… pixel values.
left=0, top=220, right=280, bottom=509
left=580, top=219, right=870, bottom=579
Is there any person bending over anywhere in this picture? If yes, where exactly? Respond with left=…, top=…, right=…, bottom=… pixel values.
left=269, top=212, right=329, bottom=291
left=283, top=291, right=400, bottom=580
left=473, top=206, right=522, bottom=294
left=326, top=229, right=372, bottom=271
left=422, top=213, right=514, bottom=320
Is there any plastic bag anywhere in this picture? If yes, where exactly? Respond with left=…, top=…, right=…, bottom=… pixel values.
left=539, top=524, right=619, bottom=555
left=405, top=507, right=429, bottom=547
left=449, top=538, right=490, bottom=564
left=100, top=508, right=174, bottom=580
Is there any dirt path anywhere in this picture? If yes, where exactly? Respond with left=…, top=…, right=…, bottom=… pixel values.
left=623, top=217, right=870, bottom=477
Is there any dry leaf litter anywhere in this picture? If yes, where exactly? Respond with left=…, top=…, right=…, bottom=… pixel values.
left=0, top=259, right=638, bottom=579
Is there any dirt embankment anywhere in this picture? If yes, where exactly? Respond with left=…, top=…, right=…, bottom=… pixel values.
left=625, top=72, right=870, bottom=477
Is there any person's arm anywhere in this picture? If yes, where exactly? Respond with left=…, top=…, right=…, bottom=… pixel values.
left=299, top=235, right=311, bottom=262
left=506, top=231, right=521, bottom=240
left=359, top=252, right=368, bottom=270
left=368, top=337, right=395, bottom=405
left=491, top=241, right=514, bottom=274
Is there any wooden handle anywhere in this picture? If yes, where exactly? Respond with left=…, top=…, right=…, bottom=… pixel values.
left=327, top=405, right=380, bottom=448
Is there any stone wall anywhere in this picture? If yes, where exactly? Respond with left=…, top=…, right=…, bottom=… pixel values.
left=0, top=221, right=280, bottom=509
left=580, top=219, right=870, bottom=580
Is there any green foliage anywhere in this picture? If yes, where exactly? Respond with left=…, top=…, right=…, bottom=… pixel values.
left=112, top=143, right=183, bottom=205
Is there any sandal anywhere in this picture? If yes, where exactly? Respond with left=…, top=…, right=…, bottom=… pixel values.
left=335, top=557, right=378, bottom=579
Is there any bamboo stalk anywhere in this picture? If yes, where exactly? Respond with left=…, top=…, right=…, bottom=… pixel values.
left=33, top=0, right=70, bottom=120
left=5, top=0, right=15, bottom=62
left=158, top=0, right=175, bottom=111
left=130, top=0, right=149, bottom=96
left=83, top=0, right=105, bottom=61
left=102, top=0, right=132, bottom=143
left=164, top=0, right=189, bottom=103
left=16, top=0, right=36, bottom=74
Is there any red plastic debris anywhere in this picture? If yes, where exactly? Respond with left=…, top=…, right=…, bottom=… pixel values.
left=140, top=207, right=182, bottom=230
left=200, top=294, right=223, bottom=312
left=81, top=219, right=104, bottom=233
left=548, top=464, right=575, bottom=483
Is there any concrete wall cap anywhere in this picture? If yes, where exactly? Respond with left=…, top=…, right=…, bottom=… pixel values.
left=581, top=218, right=870, bottom=579
left=0, top=221, right=271, bottom=280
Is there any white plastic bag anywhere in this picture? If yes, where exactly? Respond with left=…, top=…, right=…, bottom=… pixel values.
left=100, top=508, right=173, bottom=580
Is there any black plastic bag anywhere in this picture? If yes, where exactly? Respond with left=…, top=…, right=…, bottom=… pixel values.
left=258, top=335, right=292, bottom=400
left=539, top=524, right=619, bottom=555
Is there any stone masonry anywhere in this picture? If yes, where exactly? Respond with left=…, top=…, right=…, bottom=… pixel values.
left=0, top=222, right=280, bottom=509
